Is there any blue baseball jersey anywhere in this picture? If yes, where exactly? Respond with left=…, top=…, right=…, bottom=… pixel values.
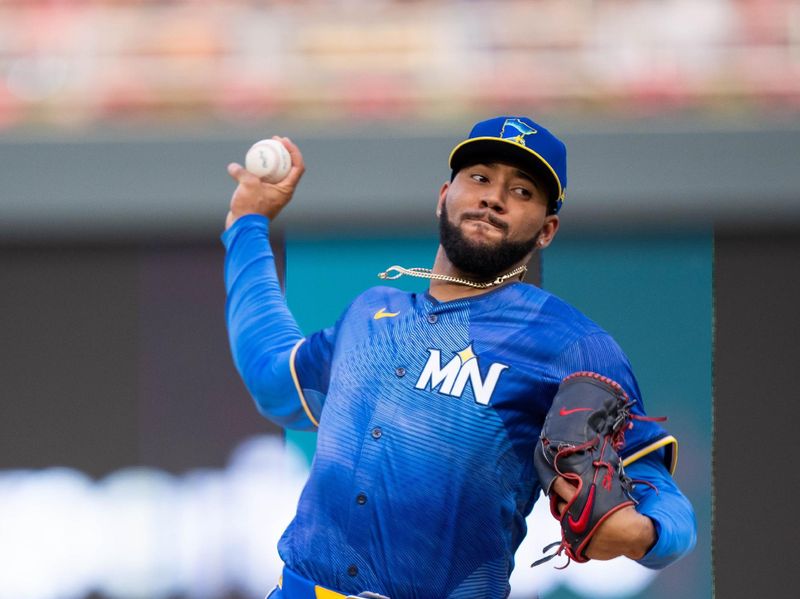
left=222, top=215, right=695, bottom=599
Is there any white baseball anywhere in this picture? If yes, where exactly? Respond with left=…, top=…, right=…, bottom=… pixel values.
left=244, top=139, right=292, bottom=183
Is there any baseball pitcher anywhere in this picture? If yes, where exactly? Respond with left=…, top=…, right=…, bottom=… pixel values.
left=222, top=116, right=696, bottom=598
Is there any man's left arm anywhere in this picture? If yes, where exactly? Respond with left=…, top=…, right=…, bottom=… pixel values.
left=550, top=437, right=697, bottom=568
left=625, top=450, right=697, bottom=569
left=552, top=332, right=697, bottom=568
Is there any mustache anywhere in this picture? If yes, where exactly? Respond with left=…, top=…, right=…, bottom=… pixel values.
left=461, top=211, right=508, bottom=232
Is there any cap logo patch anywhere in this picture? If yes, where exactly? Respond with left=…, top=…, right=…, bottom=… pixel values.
left=500, top=118, right=537, bottom=147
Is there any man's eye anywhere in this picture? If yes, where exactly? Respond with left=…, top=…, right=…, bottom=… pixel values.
left=513, top=187, right=532, bottom=199
left=471, top=174, right=488, bottom=183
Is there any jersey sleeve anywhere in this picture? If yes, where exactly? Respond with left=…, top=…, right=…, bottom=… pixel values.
left=288, top=324, right=338, bottom=428
left=555, top=331, right=693, bottom=568
left=626, top=449, right=697, bottom=569
left=222, top=214, right=319, bottom=431
left=555, top=331, right=678, bottom=473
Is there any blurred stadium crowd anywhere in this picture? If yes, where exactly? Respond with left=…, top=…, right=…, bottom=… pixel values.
left=0, top=0, right=797, bottom=129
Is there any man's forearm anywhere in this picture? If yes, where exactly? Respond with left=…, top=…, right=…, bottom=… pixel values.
left=627, top=453, right=697, bottom=569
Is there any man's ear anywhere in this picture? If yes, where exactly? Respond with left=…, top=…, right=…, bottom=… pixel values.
left=436, top=182, right=449, bottom=218
left=537, top=215, right=560, bottom=249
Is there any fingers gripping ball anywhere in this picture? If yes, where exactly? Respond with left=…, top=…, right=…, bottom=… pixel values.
left=532, top=372, right=638, bottom=567
left=245, top=139, right=292, bottom=183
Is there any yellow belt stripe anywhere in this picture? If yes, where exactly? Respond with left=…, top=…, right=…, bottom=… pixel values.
left=315, top=586, right=347, bottom=599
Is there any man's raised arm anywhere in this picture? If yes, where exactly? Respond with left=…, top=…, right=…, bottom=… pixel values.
left=221, top=138, right=318, bottom=430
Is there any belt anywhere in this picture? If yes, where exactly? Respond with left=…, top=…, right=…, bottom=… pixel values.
left=279, top=565, right=389, bottom=599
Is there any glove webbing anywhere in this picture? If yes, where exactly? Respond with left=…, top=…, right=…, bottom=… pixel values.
left=559, top=371, right=666, bottom=451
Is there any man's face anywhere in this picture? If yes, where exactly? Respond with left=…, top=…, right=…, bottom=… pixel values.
left=437, top=162, right=559, bottom=278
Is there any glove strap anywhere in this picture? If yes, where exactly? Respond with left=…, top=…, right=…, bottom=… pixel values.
left=531, top=541, right=568, bottom=568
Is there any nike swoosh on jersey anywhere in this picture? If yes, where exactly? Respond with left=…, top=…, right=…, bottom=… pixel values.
left=373, top=307, right=400, bottom=320
left=567, top=483, right=596, bottom=535
left=559, top=407, right=593, bottom=416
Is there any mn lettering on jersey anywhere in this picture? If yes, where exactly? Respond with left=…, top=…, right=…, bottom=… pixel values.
left=414, top=344, right=509, bottom=406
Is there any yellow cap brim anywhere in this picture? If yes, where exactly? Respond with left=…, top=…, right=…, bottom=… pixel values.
left=448, top=137, right=564, bottom=202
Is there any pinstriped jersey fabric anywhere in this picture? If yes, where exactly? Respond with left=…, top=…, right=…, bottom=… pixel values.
left=283, top=281, right=670, bottom=598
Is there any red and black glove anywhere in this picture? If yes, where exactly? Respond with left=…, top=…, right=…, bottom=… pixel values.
left=532, top=372, right=639, bottom=567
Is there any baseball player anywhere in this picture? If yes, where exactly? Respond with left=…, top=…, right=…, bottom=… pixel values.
left=222, top=116, right=697, bottom=598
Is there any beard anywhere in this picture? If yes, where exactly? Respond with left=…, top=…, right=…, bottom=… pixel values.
left=438, top=203, right=541, bottom=280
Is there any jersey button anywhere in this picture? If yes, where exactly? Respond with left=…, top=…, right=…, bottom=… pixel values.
left=356, top=493, right=367, bottom=505
left=395, top=367, right=406, bottom=377
left=427, top=314, right=438, bottom=324
left=371, top=427, right=382, bottom=439
left=347, top=565, right=358, bottom=577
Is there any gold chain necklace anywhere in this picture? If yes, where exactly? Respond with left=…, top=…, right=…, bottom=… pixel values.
left=377, top=264, right=527, bottom=289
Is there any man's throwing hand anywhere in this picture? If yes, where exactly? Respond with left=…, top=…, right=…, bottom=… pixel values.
left=225, top=136, right=306, bottom=229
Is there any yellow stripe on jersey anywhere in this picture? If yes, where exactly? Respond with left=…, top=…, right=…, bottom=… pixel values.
left=289, top=338, right=320, bottom=428
left=622, top=435, right=678, bottom=475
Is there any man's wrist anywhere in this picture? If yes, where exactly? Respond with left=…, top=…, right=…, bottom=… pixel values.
left=226, top=210, right=271, bottom=230
left=625, top=514, right=657, bottom=560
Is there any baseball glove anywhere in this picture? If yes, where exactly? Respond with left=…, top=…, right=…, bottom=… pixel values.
left=531, top=371, right=649, bottom=568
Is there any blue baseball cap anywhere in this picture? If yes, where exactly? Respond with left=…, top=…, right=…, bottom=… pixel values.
left=448, top=116, right=567, bottom=213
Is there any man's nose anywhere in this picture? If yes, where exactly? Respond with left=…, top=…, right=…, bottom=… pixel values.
left=480, top=185, right=506, bottom=212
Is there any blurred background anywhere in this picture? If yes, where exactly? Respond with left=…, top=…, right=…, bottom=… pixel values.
left=2, top=0, right=798, bottom=597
